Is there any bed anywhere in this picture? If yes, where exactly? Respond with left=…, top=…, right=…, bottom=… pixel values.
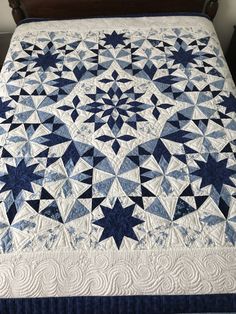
left=1, top=0, right=236, bottom=312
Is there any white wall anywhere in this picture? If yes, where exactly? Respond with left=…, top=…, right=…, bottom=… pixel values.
left=0, top=1, right=16, bottom=32
left=214, top=0, right=236, bottom=53
left=0, top=0, right=235, bottom=52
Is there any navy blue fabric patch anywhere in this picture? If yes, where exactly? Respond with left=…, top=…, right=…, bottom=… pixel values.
left=93, top=198, right=144, bottom=248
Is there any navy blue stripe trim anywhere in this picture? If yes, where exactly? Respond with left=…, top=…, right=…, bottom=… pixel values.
left=17, top=12, right=210, bottom=26
left=0, top=294, right=236, bottom=314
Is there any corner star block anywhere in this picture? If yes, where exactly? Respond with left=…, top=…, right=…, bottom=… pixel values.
left=93, top=199, right=144, bottom=249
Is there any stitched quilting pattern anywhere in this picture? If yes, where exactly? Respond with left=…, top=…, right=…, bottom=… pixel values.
left=0, top=22, right=235, bottom=253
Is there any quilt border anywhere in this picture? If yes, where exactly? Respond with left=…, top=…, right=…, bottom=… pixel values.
left=0, top=247, right=236, bottom=298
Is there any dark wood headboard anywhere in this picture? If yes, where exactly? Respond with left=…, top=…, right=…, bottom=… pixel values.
left=9, top=0, right=219, bottom=25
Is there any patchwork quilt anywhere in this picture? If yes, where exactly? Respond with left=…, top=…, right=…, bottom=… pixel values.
left=0, top=15, right=236, bottom=299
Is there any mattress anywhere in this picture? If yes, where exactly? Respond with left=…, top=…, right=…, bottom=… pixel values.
left=0, top=14, right=236, bottom=311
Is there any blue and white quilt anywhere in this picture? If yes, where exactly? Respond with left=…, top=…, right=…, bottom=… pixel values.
left=0, top=15, right=236, bottom=299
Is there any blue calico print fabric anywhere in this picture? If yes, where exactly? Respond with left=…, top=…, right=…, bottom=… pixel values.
left=0, top=16, right=235, bottom=298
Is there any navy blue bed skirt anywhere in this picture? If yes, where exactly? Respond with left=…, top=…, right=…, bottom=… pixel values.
left=1, top=294, right=236, bottom=314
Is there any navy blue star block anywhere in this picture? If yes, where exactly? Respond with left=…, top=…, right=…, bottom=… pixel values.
left=0, top=160, right=42, bottom=198
left=193, top=155, right=236, bottom=194
left=33, top=51, right=61, bottom=71
left=0, top=99, right=13, bottom=119
left=219, top=93, right=236, bottom=114
left=170, top=47, right=197, bottom=67
left=93, top=199, right=144, bottom=249
left=102, top=31, right=127, bottom=48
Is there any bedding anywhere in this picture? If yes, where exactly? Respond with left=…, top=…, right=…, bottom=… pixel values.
left=0, top=14, right=236, bottom=309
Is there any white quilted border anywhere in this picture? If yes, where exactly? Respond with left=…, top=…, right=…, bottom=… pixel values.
left=15, top=15, right=215, bottom=33
left=0, top=247, right=235, bottom=298
left=15, top=15, right=214, bottom=34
